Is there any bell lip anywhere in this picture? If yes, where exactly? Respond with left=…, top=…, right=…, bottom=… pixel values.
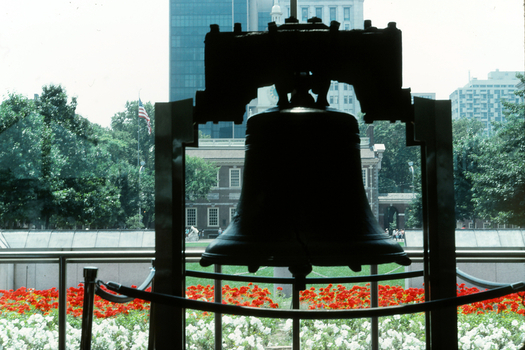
left=199, top=252, right=412, bottom=268
left=201, top=231, right=412, bottom=268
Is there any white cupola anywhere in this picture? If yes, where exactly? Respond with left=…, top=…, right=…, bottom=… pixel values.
left=270, top=0, right=283, bottom=24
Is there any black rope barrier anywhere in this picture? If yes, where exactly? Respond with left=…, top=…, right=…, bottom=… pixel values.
left=102, top=280, right=525, bottom=320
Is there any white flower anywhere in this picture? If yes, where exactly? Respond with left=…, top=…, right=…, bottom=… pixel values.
left=335, top=336, right=343, bottom=346
left=246, top=335, right=255, bottom=347
left=459, top=335, right=471, bottom=349
left=380, top=337, right=393, bottom=349
left=283, top=319, right=293, bottom=332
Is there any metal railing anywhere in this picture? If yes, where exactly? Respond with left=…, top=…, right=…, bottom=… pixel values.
left=1, top=247, right=524, bottom=350
left=0, top=249, right=154, bottom=350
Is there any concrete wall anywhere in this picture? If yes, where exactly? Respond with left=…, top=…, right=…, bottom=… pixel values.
left=405, top=229, right=525, bottom=289
left=3, top=262, right=153, bottom=291
left=0, top=230, right=154, bottom=290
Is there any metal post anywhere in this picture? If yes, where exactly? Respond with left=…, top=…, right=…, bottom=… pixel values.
left=148, top=258, right=156, bottom=350
left=290, top=0, right=297, bottom=19
left=370, top=265, right=378, bottom=350
left=414, top=97, right=457, bottom=349
left=80, top=267, right=98, bottom=350
left=58, top=256, right=67, bottom=350
left=214, top=264, right=222, bottom=350
left=292, top=282, right=300, bottom=350
left=154, top=100, right=196, bottom=348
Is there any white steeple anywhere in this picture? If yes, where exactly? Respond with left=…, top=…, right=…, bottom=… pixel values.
left=271, top=0, right=283, bottom=24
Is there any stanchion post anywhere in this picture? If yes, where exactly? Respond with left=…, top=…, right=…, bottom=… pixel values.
left=80, top=267, right=98, bottom=350
left=58, top=256, right=67, bottom=350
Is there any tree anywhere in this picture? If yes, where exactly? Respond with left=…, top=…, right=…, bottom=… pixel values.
left=35, top=85, right=118, bottom=229
left=111, top=100, right=155, bottom=168
left=185, top=155, right=217, bottom=201
left=0, top=95, right=42, bottom=227
left=110, top=100, right=156, bottom=228
left=404, top=118, right=486, bottom=229
left=371, top=121, right=421, bottom=193
left=405, top=167, right=423, bottom=229
left=452, top=118, right=485, bottom=221
left=0, top=87, right=125, bottom=229
left=469, top=74, right=525, bottom=226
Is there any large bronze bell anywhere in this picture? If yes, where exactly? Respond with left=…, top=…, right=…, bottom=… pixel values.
left=200, top=93, right=411, bottom=276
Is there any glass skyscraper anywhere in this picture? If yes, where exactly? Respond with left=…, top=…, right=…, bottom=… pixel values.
left=170, top=0, right=267, bottom=138
left=169, top=0, right=363, bottom=138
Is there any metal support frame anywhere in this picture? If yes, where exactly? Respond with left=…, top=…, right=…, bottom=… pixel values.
left=413, top=97, right=458, bottom=349
left=153, top=99, right=196, bottom=348
left=214, top=264, right=222, bottom=350
left=152, top=98, right=456, bottom=349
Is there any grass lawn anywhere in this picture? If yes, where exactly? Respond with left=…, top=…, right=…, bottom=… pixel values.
left=185, top=240, right=409, bottom=294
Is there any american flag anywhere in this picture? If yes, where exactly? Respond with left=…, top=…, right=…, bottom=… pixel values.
left=138, top=99, right=152, bottom=135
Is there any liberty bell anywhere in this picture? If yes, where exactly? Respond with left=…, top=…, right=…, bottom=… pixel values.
left=200, top=75, right=411, bottom=277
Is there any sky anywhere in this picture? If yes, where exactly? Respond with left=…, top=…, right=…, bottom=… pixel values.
left=0, top=0, right=523, bottom=128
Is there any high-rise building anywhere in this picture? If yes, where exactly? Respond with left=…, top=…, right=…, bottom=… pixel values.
left=254, top=0, right=365, bottom=118
left=169, top=0, right=364, bottom=138
left=170, top=0, right=256, bottom=138
left=449, top=70, right=524, bottom=135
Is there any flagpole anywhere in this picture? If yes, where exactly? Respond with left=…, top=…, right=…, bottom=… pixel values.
left=138, top=92, right=141, bottom=223
left=137, top=91, right=152, bottom=227
left=138, top=94, right=141, bottom=168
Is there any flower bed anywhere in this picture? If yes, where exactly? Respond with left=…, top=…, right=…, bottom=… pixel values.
left=0, top=283, right=524, bottom=349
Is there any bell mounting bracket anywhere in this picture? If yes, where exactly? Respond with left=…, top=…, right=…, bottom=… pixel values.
left=194, top=19, right=413, bottom=125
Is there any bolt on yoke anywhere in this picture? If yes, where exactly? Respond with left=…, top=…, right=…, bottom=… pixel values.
left=194, top=18, right=413, bottom=125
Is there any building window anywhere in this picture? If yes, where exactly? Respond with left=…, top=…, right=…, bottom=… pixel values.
left=230, top=168, right=241, bottom=188
left=208, top=207, right=219, bottom=227
left=315, top=7, right=322, bottom=20
left=329, top=7, right=336, bottom=21
left=302, top=7, right=308, bottom=22
left=186, top=208, right=197, bottom=227
left=230, top=207, right=237, bottom=222
left=362, top=169, right=368, bottom=187
left=215, top=168, right=220, bottom=187
left=344, top=7, right=350, bottom=21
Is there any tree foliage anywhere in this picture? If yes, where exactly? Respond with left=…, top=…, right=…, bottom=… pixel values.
left=185, top=155, right=217, bottom=201
left=370, top=121, right=421, bottom=194
left=405, top=75, right=524, bottom=228
left=453, top=118, right=486, bottom=221
left=0, top=88, right=220, bottom=230
left=468, top=75, right=525, bottom=226
left=0, top=87, right=155, bottom=229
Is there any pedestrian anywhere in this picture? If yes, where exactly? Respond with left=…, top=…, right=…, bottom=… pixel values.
left=218, top=227, right=222, bottom=235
